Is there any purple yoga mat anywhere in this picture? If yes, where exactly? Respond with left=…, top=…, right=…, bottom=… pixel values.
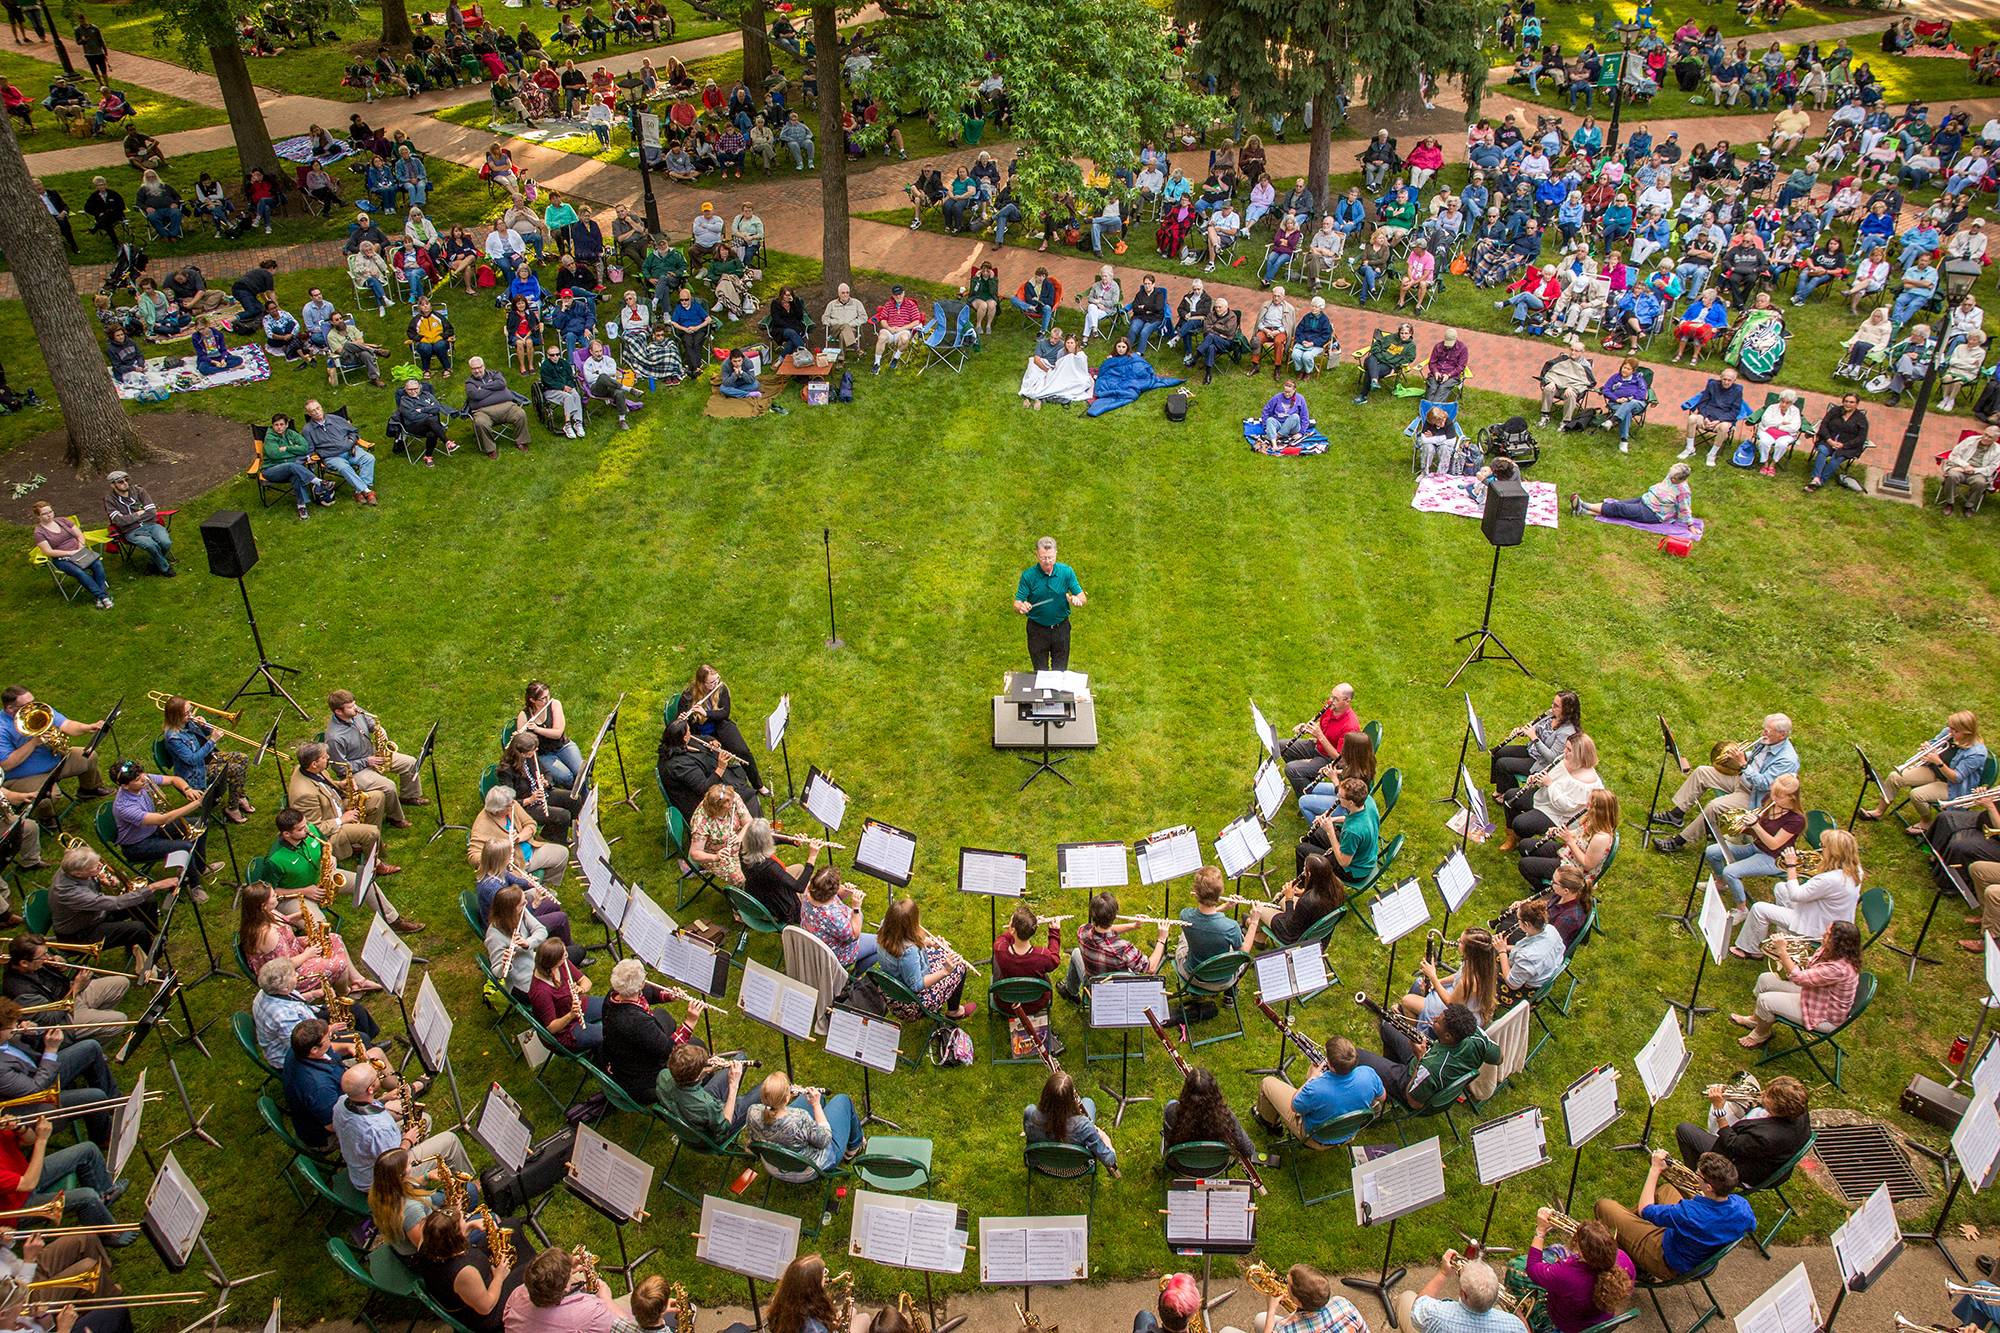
left=1591, top=512, right=1706, bottom=540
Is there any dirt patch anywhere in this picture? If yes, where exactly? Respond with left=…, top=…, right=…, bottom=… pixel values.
left=0, top=412, right=250, bottom=528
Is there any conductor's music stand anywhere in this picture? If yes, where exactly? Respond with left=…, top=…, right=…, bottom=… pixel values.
left=1006, top=679, right=1076, bottom=790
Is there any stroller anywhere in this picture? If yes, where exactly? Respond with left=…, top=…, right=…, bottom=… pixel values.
left=1477, top=415, right=1542, bottom=468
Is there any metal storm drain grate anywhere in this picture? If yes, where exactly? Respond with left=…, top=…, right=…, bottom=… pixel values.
left=1814, top=1122, right=1931, bottom=1204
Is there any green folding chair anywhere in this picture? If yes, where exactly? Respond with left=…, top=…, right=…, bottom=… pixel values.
left=722, top=885, right=782, bottom=962
left=1374, top=767, right=1403, bottom=823
left=1172, top=950, right=1253, bottom=1047
left=655, top=1101, right=751, bottom=1204
left=1289, top=1105, right=1379, bottom=1207
left=92, top=803, right=155, bottom=879
left=1383, top=1067, right=1481, bottom=1147
left=21, top=890, right=49, bottom=937
left=1635, top=1234, right=1745, bottom=1333
left=1740, top=1129, right=1815, bottom=1256
left=1755, top=972, right=1876, bottom=1089
left=749, top=1138, right=848, bottom=1237
left=1160, top=1138, right=1235, bottom=1180
left=232, top=1011, right=280, bottom=1087
left=256, top=1096, right=321, bottom=1204
left=988, top=977, right=1056, bottom=1065
left=1803, top=809, right=1836, bottom=850
left=294, top=1154, right=370, bottom=1232
left=663, top=794, right=717, bottom=910
left=1859, top=887, right=1894, bottom=951
left=235, top=940, right=259, bottom=984
left=327, top=1236, right=427, bottom=1333
left=1024, top=1140, right=1098, bottom=1216
left=1363, top=720, right=1383, bottom=754
left=1350, top=833, right=1406, bottom=900
left=873, top=970, right=953, bottom=1065
left=477, top=764, right=500, bottom=799
left=580, top=1055, right=669, bottom=1155
left=1580, top=1312, right=1642, bottom=1333
left=1550, top=904, right=1600, bottom=1017
left=852, top=1136, right=935, bottom=1196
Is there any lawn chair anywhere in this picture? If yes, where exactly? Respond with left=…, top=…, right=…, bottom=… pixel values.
left=1023, top=1140, right=1099, bottom=1216
left=1375, top=768, right=1403, bottom=823
left=851, top=1137, right=936, bottom=1196
left=1635, top=1233, right=1745, bottom=1333
left=26, top=514, right=108, bottom=602
left=721, top=884, right=782, bottom=962
left=1859, top=886, right=1894, bottom=951
left=1382, top=1066, right=1481, bottom=1146
left=99, top=508, right=177, bottom=572
left=1171, top=950, right=1253, bottom=1047
left=655, top=1101, right=751, bottom=1204
left=1288, top=1105, right=1378, bottom=1207
left=749, top=1138, right=848, bottom=1237
left=988, top=976, right=1056, bottom=1065
left=232, top=1012, right=279, bottom=1088
left=1754, top=970, right=1876, bottom=1088
left=1740, top=1130, right=1815, bottom=1256
left=326, top=1236, right=428, bottom=1333
left=1403, top=399, right=1467, bottom=475
left=917, top=298, right=976, bottom=374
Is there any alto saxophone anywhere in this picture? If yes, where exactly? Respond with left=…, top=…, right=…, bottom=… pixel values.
left=669, top=1281, right=696, bottom=1333
left=823, top=1269, right=854, bottom=1333
left=1244, top=1262, right=1298, bottom=1314
left=478, top=1204, right=513, bottom=1268
left=568, top=1245, right=601, bottom=1291
left=369, top=719, right=394, bottom=764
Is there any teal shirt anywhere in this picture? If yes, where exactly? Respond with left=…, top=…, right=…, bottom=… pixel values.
left=1336, top=801, right=1381, bottom=886
left=1017, top=562, right=1081, bottom=627
left=1178, top=906, right=1244, bottom=968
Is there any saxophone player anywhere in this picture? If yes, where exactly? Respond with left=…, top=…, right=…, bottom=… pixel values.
left=504, top=1246, right=620, bottom=1331
left=1651, top=714, right=1799, bottom=854
left=1253, top=1264, right=1366, bottom=1333
left=1860, top=711, right=1989, bottom=835
left=325, top=689, right=426, bottom=828
left=265, top=808, right=421, bottom=935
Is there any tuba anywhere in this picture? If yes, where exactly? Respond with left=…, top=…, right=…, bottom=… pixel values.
left=14, top=704, right=68, bottom=758
left=1244, top=1262, right=1298, bottom=1314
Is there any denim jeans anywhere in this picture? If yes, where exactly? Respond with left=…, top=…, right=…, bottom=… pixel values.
left=1507, top=291, right=1547, bottom=324
left=1675, top=262, right=1710, bottom=292
left=1264, top=411, right=1304, bottom=445
left=785, top=139, right=814, bottom=169
left=993, top=202, right=1021, bottom=247
left=413, top=339, right=452, bottom=373
left=1009, top=296, right=1054, bottom=334
left=791, top=1092, right=864, bottom=1172
left=1089, top=215, right=1120, bottom=254
left=1794, top=271, right=1834, bottom=302
left=116, top=520, right=172, bottom=572
left=262, top=458, right=317, bottom=507
left=31, top=1141, right=117, bottom=1226
left=1704, top=840, right=1782, bottom=905
left=1890, top=290, right=1932, bottom=329
left=357, top=276, right=390, bottom=307
left=54, top=556, right=109, bottom=600
left=1808, top=442, right=1851, bottom=485
left=372, top=188, right=399, bottom=213
left=252, top=197, right=276, bottom=227
left=1599, top=497, right=1659, bottom=522
left=321, top=450, right=376, bottom=494
left=1128, top=317, right=1164, bottom=355
left=146, top=206, right=182, bottom=239
left=1261, top=251, right=1291, bottom=283
left=1610, top=398, right=1647, bottom=440
left=1299, top=783, right=1340, bottom=819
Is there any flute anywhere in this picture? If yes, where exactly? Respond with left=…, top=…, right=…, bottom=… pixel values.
left=928, top=932, right=983, bottom=977
left=774, top=831, right=847, bottom=851
left=1115, top=915, right=1186, bottom=929
left=652, top=983, right=730, bottom=1017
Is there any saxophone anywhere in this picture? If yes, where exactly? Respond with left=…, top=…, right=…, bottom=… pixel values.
left=478, top=1204, right=513, bottom=1268
left=317, top=833, right=341, bottom=902
left=369, top=718, right=394, bottom=764
left=568, top=1245, right=600, bottom=1291
left=823, top=1269, right=854, bottom=1333
left=1244, top=1263, right=1298, bottom=1314
left=669, top=1281, right=695, bottom=1333
left=897, top=1291, right=930, bottom=1333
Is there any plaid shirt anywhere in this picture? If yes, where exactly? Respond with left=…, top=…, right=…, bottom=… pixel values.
left=1793, top=955, right=1859, bottom=1030
left=1281, top=1298, right=1373, bottom=1333
left=1080, top=923, right=1146, bottom=977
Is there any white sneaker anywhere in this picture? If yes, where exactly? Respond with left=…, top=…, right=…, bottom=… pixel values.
left=1676, top=443, right=1695, bottom=460
left=1706, top=446, right=1720, bottom=467
left=1727, top=905, right=1749, bottom=927
left=1619, top=441, right=1629, bottom=453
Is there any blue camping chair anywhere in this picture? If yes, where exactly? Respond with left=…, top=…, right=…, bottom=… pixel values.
left=1403, top=399, right=1468, bottom=475
left=918, top=299, right=976, bottom=374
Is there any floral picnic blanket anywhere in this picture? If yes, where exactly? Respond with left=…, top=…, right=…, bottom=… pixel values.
left=111, top=345, right=270, bottom=400
left=1410, top=473, right=1561, bottom=527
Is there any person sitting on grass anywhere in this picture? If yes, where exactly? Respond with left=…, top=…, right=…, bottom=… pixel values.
left=1572, top=461, right=1695, bottom=526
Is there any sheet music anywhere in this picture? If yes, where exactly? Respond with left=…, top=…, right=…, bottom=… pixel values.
left=1732, top=1261, right=1821, bottom=1333
left=1636, top=1008, right=1689, bottom=1105
left=738, top=960, right=817, bottom=1040
left=981, top=1218, right=1089, bottom=1284
left=111, top=1070, right=147, bottom=1178
left=361, top=913, right=413, bottom=997
left=1058, top=841, right=1129, bottom=891
left=412, top=972, right=454, bottom=1072
left=575, top=788, right=609, bottom=884
left=572, top=1124, right=653, bottom=1221
left=859, top=1203, right=912, bottom=1264
left=1471, top=1108, right=1547, bottom=1186
left=476, top=1084, right=532, bottom=1171
left=1562, top=1066, right=1622, bottom=1148
left=1254, top=759, right=1287, bottom=823
left=1987, top=934, right=2000, bottom=1002
left=904, top=1200, right=966, bottom=1272
left=764, top=694, right=790, bottom=752
left=1953, top=1092, right=2000, bottom=1191
left=1435, top=850, right=1477, bottom=912
left=700, top=1197, right=799, bottom=1282
left=1205, top=1188, right=1253, bottom=1244
left=1699, top=879, right=1731, bottom=965
left=1135, top=826, right=1201, bottom=886
left=1034, top=670, right=1089, bottom=696
left=1832, top=1182, right=1901, bottom=1290
left=662, top=932, right=724, bottom=997
left=1214, top=815, right=1271, bottom=880
left=352, top=842, right=376, bottom=909
left=959, top=848, right=1028, bottom=897
left=1975, top=1035, right=2000, bottom=1103
left=585, top=861, right=630, bottom=933
left=855, top=819, right=917, bottom=886
left=1089, top=977, right=1169, bottom=1029
left=802, top=769, right=847, bottom=832
left=981, top=1225, right=1027, bottom=1284
left=1464, top=771, right=1491, bottom=833
left=1165, top=1188, right=1207, bottom=1243
left=1251, top=700, right=1277, bottom=758
left=1024, top=1224, right=1087, bottom=1280
left=1371, top=878, right=1430, bottom=946
left=1466, top=693, right=1486, bottom=751
left=1255, top=943, right=1328, bottom=1005
left=826, top=1006, right=900, bottom=1073
left=620, top=888, right=676, bottom=974
left=1353, top=1136, right=1448, bottom=1227
left=144, top=1151, right=208, bottom=1267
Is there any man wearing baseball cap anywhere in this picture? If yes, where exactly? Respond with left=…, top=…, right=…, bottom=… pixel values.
left=100, top=471, right=172, bottom=576
left=106, top=758, right=215, bottom=902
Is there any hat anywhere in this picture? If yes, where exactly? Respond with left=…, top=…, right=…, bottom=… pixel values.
left=559, top=287, right=574, bottom=298
left=701, top=201, right=714, bottom=212
left=890, top=284, right=904, bottom=294
left=105, top=470, right=129, bottom=482
left=110, top=759, right=143, bottom=786
left=1757, top=145, right=1771, bottom=155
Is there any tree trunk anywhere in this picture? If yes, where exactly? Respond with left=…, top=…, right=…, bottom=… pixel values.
left=0, top=112, right=148, bottom=472
left=210, top=42, right=281, bottom=180
left=813, top=3, right=849, bottom=288
left=1306, top=94, right=1333, bottom=210
left=740, top=0, right=770, bottom=90
left=381, top=0, right=414, bottom=49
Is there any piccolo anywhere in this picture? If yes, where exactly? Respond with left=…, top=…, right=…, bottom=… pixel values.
left=1115, top=915, right=1185, bottom=929
left=654, top=984, right=729, bottom=1017
left=774, top=831, right=846, bottom=851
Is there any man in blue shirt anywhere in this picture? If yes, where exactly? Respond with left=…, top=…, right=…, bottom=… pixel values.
left=1175, top=867, right=1244, bottom=997
left=1674, top=365, right=1747, bottom=467
left=1593, top=1148, right=1754, bottom=1278
left=0, top=687, right=111, bottom=816
left=1654, top=712, right=1800, bottom=853
left=1255, top=1035, right=1385, bottom=1145
left=1013, top=536, right=1085, bottom=671
left=330, top=1063, right=472, bottom=1192
left=281, top=1020, right=346, bottom=1152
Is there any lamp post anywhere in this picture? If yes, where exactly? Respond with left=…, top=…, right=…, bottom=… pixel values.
left=614, top=73, right=661, bottom=234
left=39, top=2, right=74, bottom=78
left=1881, top=338, right=1942, bottom=495
left=1603, top=20, right=1644, bottom=161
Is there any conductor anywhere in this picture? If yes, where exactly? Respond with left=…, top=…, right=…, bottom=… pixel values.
left=1014, top=536, right=1085, bottom=671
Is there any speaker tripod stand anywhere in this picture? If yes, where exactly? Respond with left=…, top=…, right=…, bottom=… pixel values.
left=1446, top=545, right=1532, bottom=687
left=224, top=574, right=307, bottom=719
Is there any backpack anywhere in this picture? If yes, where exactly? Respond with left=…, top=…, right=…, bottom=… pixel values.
left=835, top=370, right=854, bottom=403
left=833, top=976, right=887, bottom=1017
left=1163, top=388, right=1191, bottom=422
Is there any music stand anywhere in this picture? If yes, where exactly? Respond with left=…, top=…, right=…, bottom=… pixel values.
left=1441, top=692, right=1486, bottom=808
left=1248, top=944, right=1333, bottom=1081
left=1087, top=975, right=1167, bottom=1125
left=143, top=1149, right=276, bottom=1316
left=1616, top=1007, right=1689, bottom=1154
left=1558, top=1065, right=1622, bottom=1214
left=1166, top=1178, right=1256, bottom=1317
left=1465, top=1108, right=1549, bottom=1255
left=958, top=847, right=1028, bottom=966
left=221, top=573, right=306, bottom=719
left=565, top=1124, right=658, bottom=1293
left=848, top=1190, right=971, bottom=1333
left=1433, top=850, right=1478, bottom=941
left=1895, top=842, right=1970, bottom=981
left=826, top=1004, right=904, bottom=1127
left=472, top=1081, right=571, bottom=1244
left=408, top=721, right=467, bottom=847
left=1901, top=1085, right=2000, bottom=1281
left=1846, top=741, right=1891, bottom=831
left=979, top=1214, right=1087, bottom=1327
left=1346, top=1136, right=1448, bottom=1328
left=1370, top=878, right=1432, bottom=997
left=1136, top=825, right=1201, bottom=919
left=696, top=1195, right=801, bottom=1331
left=1669, top=879, right=1728, bottom=1034
left=1639, top=716, right=1684, bottom=850
left=571, top=693, right=638, bottom=812
left=1215, top=812, right=1274, bottom=901
left=1948, top=944, right=2000, bottom=1091
left=1825, top=1182, right=1901, bottom=1330
left=764, top=695, right=799, bottom=815
left=115, top=971, right=218, bottom=1148
left=1660, top=796, right=1728, bottom=933
left=1006, top=678, right=1077, bottom=790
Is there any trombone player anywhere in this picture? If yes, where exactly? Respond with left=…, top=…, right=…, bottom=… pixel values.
left=325, top=689, right=426, bottom=829
left=0, top=688, right=112, bottom=818
left=0, top=998, right=122, bottom=1155
left=154, top=694, right=253, bottom=826
left=1651, top=714, right=1799, bottom=855
left=0, top=938, right=128, bottom=1037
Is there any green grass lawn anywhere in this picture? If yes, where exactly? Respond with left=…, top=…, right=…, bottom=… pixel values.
left=0, top=235, right=1998, bottom=1318
left=1513, top=0, right=1877, bottom=60
left=71, top=0, right=735, bottom=103
left=31, top=145, right=500, bottom=270
left=0, top=46, right=225, bottom=137
left=865, top=154, right=1995, bottom=421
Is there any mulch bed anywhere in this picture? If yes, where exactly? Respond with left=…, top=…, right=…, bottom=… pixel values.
left=0, top=412, right=251, bottom=527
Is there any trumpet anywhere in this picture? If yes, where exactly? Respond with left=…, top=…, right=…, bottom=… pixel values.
left=1940, top=785, right=2000, bottom=811
left=1244, top=1262, right=1298, bottom=1314
left=1759, top=932, right=1819, bottom=971
left=1945, top=1282, right=2000, bottom=1300
left=147, top=691, right=260, bottom=747
left=1016, top=1300, right=1056, bottom=1330
left=773, top=830, right=846, bottom=851
left=13, top=703, right=69, bottom=758
left=1898, top=728, right=1954, bottom=774
left=1356, top=991, right=1424, bottom=1044
left=1537, top=1207, right=1582, bottom=1242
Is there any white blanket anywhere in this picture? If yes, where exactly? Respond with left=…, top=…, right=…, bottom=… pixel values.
left=1019, top=350, right=1092, bottom=403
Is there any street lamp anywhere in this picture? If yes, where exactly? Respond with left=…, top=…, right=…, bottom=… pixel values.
left=1604, top=20, right=1644, bottom=161
left=614, top=72, right=661, bottom=235
left=38, top=2, right=73, bottom=78
left=1881, top=343, right=1942, bottom=495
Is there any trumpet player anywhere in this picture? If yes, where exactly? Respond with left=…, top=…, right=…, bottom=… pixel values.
left=0, top=1103, right=129, bottom=1238
left=0, top=688, right=112, bottom=817
left=498, top=732, right=580, bottom=846
left=155, top=696, right=251, bottom=825
left=1728, top=829, right=1860, bottom=960
left=1729, top=919, right=1862, bottom=1052
left=1860, top=711, right=1988, bottom=834
left=332, top=1063, right=473, bottom=1194
left=1397, top=1249, right=1506, bottom=1333
left=105, top=759, right=214, bottom=904
left=267, top=807, right=418, bottom=935
left=1651, top=713, right=1798, bottom=855
left=1279, top=682, right=1361, bottom=796
left=1520, top=1210, right=1635, bottom=1333
left=877, top=898, right=975, bottom=1022
left=0, top=939, right=127, bottom=1037
left=0, top=999, right=122, bottom=1154
left=1591, top=1150, right=1753, bottom=1282
left=1672, top=1075, right=1811, bottom=1190
left=744, top=1072, right=865, bottom=1179
left=1699, top=773, right=1806, bottom=922
left=740, top=818, right=821, bottom=926
left=507, top=1245, right=622, bottom=1332
left=1252, top=1033, right=1385, bottom=1148
left=325, top=689, right=426, bottom=828
left=601, top=959, right=706, bottom=1106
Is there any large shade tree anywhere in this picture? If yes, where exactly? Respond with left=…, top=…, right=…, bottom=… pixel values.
left=145, top=0, right=320, bottom=179
left=812, top=0, right=857, bottom=287
left=0, top=115, right=148, bottom=470
left=872, top=0, right=1214, bottom=210
left=380, top=0, right=414, bottom=48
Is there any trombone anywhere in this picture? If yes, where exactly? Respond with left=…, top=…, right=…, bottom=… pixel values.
left=0, top=941, right=100, bottom=960
left=147, top=691, right=260, bottom=747
left=5, top=1092, right=161, bottom=1124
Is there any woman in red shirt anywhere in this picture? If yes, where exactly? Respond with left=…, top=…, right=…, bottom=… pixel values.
left=992, top=905, right=1063, bottom=1019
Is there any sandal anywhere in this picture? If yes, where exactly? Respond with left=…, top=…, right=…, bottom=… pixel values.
left=1855, top=807, right=1883, bottom=820
left=1727, top=946, right=1760, bottom=961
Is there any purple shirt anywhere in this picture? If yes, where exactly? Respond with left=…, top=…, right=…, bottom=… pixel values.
left=1526, top=1245, right=1638, bottom=1333
left=111, top=778, right=167, bottom=846
left=1260, top=390, right=1310, bottom=425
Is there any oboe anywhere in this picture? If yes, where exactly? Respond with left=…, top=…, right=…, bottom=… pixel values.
left=1253, top=997, right=1325, bottom=1068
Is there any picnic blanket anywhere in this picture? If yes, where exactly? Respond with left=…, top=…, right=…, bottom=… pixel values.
left=1411, top=473, right=1561, bottom=527
left=1592, top=512, right=1706, bottom=541
left=273, top=133, right=354, bottom=167
left=1085, top=354, right=1183, bottom=417
left=1242, top=419, right=1330, bottom=456
left=111, top=345, right=270, bottom=400
left=703, top=390, right=769, bottom=418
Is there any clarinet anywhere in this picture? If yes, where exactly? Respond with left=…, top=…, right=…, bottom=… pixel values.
left=1252, top=998, right=1325, bottom=1067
